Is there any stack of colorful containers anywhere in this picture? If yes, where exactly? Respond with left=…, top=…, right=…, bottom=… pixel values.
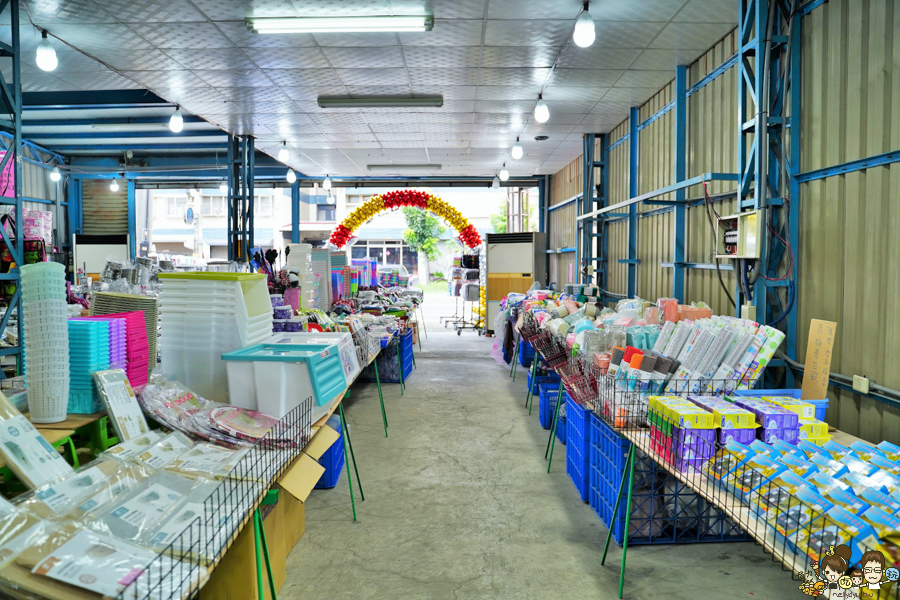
left=72, top=317, right=127, bottom=371
left=20, top=262, right=69, bottom=423
left=67, top=319, right=110, bottom=413
left=90, top=311, right=149, bottom=388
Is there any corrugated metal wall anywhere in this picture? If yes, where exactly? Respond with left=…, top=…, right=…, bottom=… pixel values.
left=797, top=0, right=900, bottom=442
left=605, top=121, right=630, bottom=296
left=82, top=179, right=128, bottom=236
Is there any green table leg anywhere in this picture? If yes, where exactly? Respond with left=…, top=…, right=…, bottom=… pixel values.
left=398, top=339, right=405, bottom=396
left=88, top=416, right=119, bottom=458
left=419, top=305, right=427, bottom=339
left=373, top=360, right=388, bottom=438
left=546, top=386, right=565, bottom=470
left=525, top=357, right=538, bottom=408
left=601, top=444, right=636, bottom=599
left=545, top=385, right=564, bottom=460
left=254, top=507, right=264, bottom=600
left=411, top=344, right=416, bottom=370
left=339, top=404, right=364, bottom=502
left=340, top=406, right=358, bottom=522
left=53, top=436, right=79, bottom=469
left=255, top=490, right=279, bottom=600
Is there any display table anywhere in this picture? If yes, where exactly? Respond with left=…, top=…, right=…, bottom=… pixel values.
left=24, top=411, right=119, bottom=457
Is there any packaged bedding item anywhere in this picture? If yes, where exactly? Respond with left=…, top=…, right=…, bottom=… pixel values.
left=859, top=488, right=900, bottom=515
left=840, top=455, right=878, bottom=477
left=749, top=439, right=780, bottom=458
left=773, top=439, right=804, bottom=457
left=747, top=468, right=809, bottom=519
left=779, top=452, right=818, bottom=478
left=808, top=453, right=849, bottom=478
left=3, top=521, right=206, bottom=600
left=806, top=473, right=869, bottom=515
left=731, top=397, right=799, bottom=429
left=796, top=439, right=828, bottom=458
left=838, top=472, right=888, bottom=496
left=165, top=443, right=249, bottom=480
left=0, top=392, right=74, bottom=488
left=877, top=441, right=900, bottom=462
left=758, top=427, right=799, bottom=445
left=762, top=396, right=816, bottom=419
left=93, top=369, right=149, bottom=442
left=130, top=431, right=195, bottom=470
left=14, top=459, right=151, bottom=520
left=722, top=453, right=787, bottom=497
left=792, top=505, right=877, bottom=566
left=850, top=440, right=884, bottom=462
left=870, top=454, right=900, bottom=476
left=821, top=440, right=856, bottom=462
left=702, top=440, right=755, bottom=483
left=103, top=431, right=165, bottom=461
left=81, top=471, right=201, bottom=544
left=798, top=419, right=828, bottom=440
left=771, top=485, right=833, bottom=538
left=687, top=396, right=757, bottom=429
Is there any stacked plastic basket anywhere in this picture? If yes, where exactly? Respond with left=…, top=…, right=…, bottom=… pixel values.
left=21, top=262, right=69, bottom=423
left=67, top=319, right=110, bottom=413
left=158, top=273, right=272, bottom=403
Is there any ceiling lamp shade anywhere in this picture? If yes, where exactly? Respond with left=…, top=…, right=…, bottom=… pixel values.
left=278, top=143, right=289, bottom=162
left=323, top=175, right=332, bottom=189
left=168, top=107, right=184, bottom=133
left=286, top=169, right=297, bottom=183
left=49, top=167, right=61, bottom=182
left=219, top=182, right=228, bottom=193
left=247, top=15, right=434, bottom=34
left=534, top=95, right=550, bottom=124
left=499, top=166, right=509, bottom=181
left=109, top=179, right=120, bottom=192
left=573, top=2, right=596, bottom=48
left=35, top=31, right=57, bottom=72
left=492, top=176, right=500, bottom=189
left=511, top=139, right=524, bottom=160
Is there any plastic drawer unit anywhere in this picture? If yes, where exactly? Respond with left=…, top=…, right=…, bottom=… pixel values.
left=221, top=343, right=348, bottom=419
left=269, top=332, right=361, bottom=383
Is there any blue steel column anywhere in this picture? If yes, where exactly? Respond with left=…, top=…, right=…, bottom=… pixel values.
left=247, top=136, right=255, bottom=254
left=67, top=178, right=82, bottom=237
left=540, top=175, right=550, bottom=279
left=786, top=9, right=802, bottom=362
left=673, top=65, right=687, bottom=302
left=227, top=136, right=236, bottom=261
left=291, top=180, right=300, bottom=244
left=598, top=133, right=609, bottom=295
left=126, top=179, right=136, bottom=260
left=581, top=133, right=595, bottom=285
left=627, top=108, right=638, bottom=297
left=10, top=0, right=22, bottom=372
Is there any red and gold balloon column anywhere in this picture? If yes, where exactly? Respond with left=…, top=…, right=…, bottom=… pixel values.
left=328, top=190, right=482, bottom=249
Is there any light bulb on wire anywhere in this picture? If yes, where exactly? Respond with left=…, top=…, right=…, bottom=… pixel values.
left=573, top=2, right=596, bottom=48
left=286, top=169, right=297, bottom=184
left=534, top=94, right=550, bottom=123
left=327, top=192, right=335, bottom=205
left=35, top=31, right=57, bottom=72
left=323, top=175, right=332, bottom=190
left=499, top=165, right=509, bottom=181
left=278, top=142, right=289, bottom=162
left=511, top=138, right=523, bottom=160
left=109, top=179, right=120, bottom=192
left=49, top=166, right=61, bottom=182
left=219, top=182, right=227, bottom=193
left=492, top=175, right=500, bottom=189
left=169, top=106, right=184, bottom=132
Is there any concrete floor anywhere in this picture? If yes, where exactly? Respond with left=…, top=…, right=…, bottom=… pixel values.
left=282, top=295, right=800, bottom=600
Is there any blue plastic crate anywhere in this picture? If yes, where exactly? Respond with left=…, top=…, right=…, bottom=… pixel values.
left=518, top=340, right=536, bottom=368
left=588, top=413, right=748, bottom=546
left=730, top=388, right=828, bottom=421
left=565, top=394, right=591, bottom=502
left=556, top=416, right=566, bottom=445
left=359, top=336, right=413, bottom=384
left=538, top=384, right=561, bottom=429
left=526, top=368, right=560, bottom=395
left=315, top=415, right=345, bottom=489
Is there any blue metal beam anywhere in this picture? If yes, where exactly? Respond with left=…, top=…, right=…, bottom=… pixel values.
left=547, top=193, right=580, bottom=212
left=127, top=180, right=136, bottom=260
left=291, top=180, right=300, bottom=244
left=23, top=115, right=206, bottom=127
left=662, top=262, right=735, bottom=271
left=47, top=143, right=229, bottom=151
left=798, top=0, right=828, bottom=17
left=608, top=133, right=629, bottom=151
left=638, top=101, right=675, bottom=132
left=673, top=65, right=688, bottom=303
left=686, top=54, right=739, bottom=98
left=796, top=150, right=900, bottom=183
left=22, top=89, right=168, bottom=107
left=26, top=130, right=226, bottom=140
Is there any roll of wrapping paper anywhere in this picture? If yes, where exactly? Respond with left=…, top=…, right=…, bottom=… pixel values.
left=709, top=331, right=755, bottom=392
left=547, top=318, right=569, bottom=337
left=583, top=303, right=598, bottom=318
left=607, top=347, right=626, bottom=377
left=549, top=306, right=569, bottom=320
left=653, top=321, right=676, bottom=354
left=738, top=327, right=786, bottom=389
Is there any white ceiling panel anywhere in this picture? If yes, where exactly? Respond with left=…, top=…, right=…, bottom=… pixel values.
left=24, top=0, right=738, bottom=177
left=484, top=20, right=572, bottom=47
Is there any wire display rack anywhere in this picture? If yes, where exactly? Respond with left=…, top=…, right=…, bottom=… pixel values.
left=117, top=397, right=314, bottom=600
left=525, top=334, right=896, bottom=599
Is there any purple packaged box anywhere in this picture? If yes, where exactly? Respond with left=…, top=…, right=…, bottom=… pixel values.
left=672, top=425, right=716, bottom=448
left=284, top=319, right=304, bottom=333
left=272, top=320, right=286, bottom=332
left=673, top=441, right=715, bottom=462
left=758, top=427, right=799, bottom=445
left=718, top=428, right=757, bottom=445
left=732, top=398, right=800, bottom=429
left=671, top=457, right=706, bottom=473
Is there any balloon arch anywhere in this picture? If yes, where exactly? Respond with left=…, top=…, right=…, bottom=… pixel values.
left=328, top=190, right=482, bottom=249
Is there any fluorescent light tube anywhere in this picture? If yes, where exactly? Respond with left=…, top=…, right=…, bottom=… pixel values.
left=318, top=95, right=443, bottom=108
left=247, top=16, right=434, bottom=34
left=89, top=124, right=169, bottom=131
left=367, top=164, right=442, bottom=171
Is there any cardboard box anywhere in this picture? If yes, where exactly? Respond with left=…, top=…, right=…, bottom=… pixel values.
left=199, top=424, right=339, bottom=600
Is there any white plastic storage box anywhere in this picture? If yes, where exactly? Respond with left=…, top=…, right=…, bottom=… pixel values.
left=269, top=332, right=361, bottom=383
left=221, top=343, right=347, bottom=419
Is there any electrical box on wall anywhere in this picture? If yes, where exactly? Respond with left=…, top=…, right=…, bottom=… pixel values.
left=715, top=210, right=762, bottom=259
